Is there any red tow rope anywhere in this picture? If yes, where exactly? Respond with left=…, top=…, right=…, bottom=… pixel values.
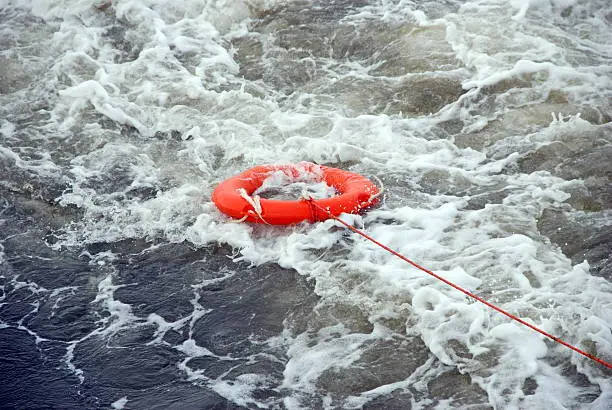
left=306, top=200, right=612, bottom=370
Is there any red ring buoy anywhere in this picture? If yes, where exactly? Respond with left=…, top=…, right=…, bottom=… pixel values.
left=212, top=162, right=380, bottom=225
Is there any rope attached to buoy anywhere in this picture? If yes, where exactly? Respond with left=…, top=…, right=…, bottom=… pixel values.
left=237, top=188, right=271, bottom=224
left=305, top=199, right=612, bottom=370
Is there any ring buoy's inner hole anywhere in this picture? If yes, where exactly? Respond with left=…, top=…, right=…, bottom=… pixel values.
left=253, top=169, right=337, bottom=200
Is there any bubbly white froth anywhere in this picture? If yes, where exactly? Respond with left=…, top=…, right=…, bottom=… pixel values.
left=1, top=0, right=611, bottom=408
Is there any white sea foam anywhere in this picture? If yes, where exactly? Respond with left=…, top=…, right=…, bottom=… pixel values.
left=110, top=396, right=129, bottom=410
left=252, top=164, right=337, bottom=200
left=2, top=0, right=611, bottom=407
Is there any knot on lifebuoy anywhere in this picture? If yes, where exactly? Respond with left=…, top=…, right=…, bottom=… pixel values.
left=299, top=194, right=322, bottom=223
left=237, top=188, right=270, bottom=224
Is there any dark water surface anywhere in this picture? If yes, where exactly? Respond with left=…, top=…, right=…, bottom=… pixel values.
left=1, top=0, right=611, bottom=409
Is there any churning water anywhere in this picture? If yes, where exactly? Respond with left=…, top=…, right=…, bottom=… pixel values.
left=1, top=0, right=611, bottom=408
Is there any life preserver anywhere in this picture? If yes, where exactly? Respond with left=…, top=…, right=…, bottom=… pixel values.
left=212, top=162, right=380, bottom=225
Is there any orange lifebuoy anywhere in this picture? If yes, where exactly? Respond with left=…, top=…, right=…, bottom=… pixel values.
left=212, top=162, right=380, bottom=225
